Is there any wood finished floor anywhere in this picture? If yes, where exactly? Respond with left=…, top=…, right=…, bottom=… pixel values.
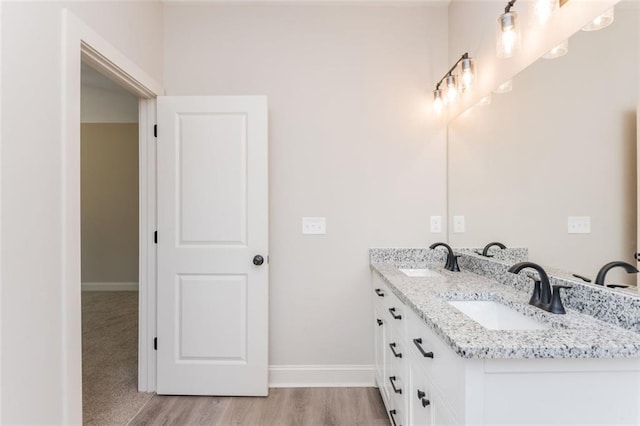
left=128, top=388, right=389, bottom=426
left=83, top=292, right=387, bottom=425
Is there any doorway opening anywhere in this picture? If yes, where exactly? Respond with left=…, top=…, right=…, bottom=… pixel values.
left=62, top=12, right=163, bottom=422
left=80, top=62, right=152, bottom=424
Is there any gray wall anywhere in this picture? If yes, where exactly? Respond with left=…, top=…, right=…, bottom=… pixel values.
left=81, top=123, right=139, bottom=285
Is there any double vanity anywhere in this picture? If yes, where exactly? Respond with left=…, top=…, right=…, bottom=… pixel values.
left=371, top=248, right=640, bottom=426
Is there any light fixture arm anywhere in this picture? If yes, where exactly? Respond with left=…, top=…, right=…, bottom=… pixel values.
left=435, top=52, right=469, bottom=90
left=504, top=0, right=517, bottom=13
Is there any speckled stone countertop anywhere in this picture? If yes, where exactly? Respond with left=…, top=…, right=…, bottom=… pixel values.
left=371, top=262, right=640, bottom=360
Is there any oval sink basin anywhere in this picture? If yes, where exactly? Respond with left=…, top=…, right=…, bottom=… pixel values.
left=399, top=268, right=442, bottom=278
left=447, top=300, right=549, bottom=331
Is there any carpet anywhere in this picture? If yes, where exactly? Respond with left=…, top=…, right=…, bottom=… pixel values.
left=82, top=291, right=153, bottom=425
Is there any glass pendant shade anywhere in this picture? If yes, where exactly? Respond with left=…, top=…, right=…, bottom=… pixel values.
left=582, top=8, right=614, bottom=32
left=445, top=74, right=459, bottom=104
left=459, top=58, right=475, bottom=92
left=529, top=0, right=558, bottom=27
left=493, top=79, right=513, bottom=94
left=433, top=89, right=444, bottom=114
left=542, top=40, right=568, bottom=59
left=497, top=11, right=521, bottom=58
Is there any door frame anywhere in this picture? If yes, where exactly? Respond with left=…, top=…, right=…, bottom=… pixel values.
left=62, top=9, right=163, bottom=424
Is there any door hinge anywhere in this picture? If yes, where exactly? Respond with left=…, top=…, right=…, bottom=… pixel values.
left=154, top=337, right=158, bottom=351
left=154, top=231, right=157, bottom=244
left=153, top=124, right=157, bottom=138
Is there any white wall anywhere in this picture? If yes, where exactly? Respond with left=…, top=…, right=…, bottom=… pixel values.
left=164, top=5, right=448, bottom=376
left=448, top=9, right=638, bottom=283
left=1, top=2, right=162, bottom=423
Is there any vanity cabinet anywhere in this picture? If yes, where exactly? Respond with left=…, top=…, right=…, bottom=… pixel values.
left=372, top=272, right=640, bottom=426
left=374, top=278, right=408, bottom=425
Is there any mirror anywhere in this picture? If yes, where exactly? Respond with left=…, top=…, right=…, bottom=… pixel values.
left=448, top=2, right=639, bottom=288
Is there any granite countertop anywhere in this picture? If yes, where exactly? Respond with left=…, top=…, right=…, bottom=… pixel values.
left=371, top=262, right=640, bottom=360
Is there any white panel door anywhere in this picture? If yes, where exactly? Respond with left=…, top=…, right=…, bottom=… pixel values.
left=157, top=96, right=268, bottom=396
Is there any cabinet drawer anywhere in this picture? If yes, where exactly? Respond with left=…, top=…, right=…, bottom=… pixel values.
left=388, top=367, right=408, bottom=426
left=385, top=292, right=406, bottom=335
left=406, top=307, right=466, bottom=418
left=372, top=274, right=390, bottom=310
left=388, top=405, right=406, bottom=426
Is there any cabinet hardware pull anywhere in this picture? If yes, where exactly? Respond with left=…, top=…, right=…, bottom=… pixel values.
left=388, top=307, right=402, bottom=320
left=376, top=318, right=383, bottom=326
left=389, top=376, right=402, bottom=394
left=413, top=338, right=434, bottom=358
left=389, top=342, right=402, bottom=358
left=375, top=288, right=385, bottom=297
left=389, top=409, right=399, bottom=426
left=417, top=388, right=431, bottom=406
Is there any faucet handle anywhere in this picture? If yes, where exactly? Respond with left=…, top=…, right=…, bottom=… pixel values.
left=553, top=285, right=572, bottom=290
left=529, top=280, right=542, bottom=307
left=549, top=285, right=572, bottom=314
left=450, top=255, right=461, bottom=272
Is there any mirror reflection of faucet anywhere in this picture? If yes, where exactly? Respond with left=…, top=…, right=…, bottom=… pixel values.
left=429, top=242, right=460, bottom=272
left=594, top=261, right=639, bottom=289
left=474, top=241, right=506, bottom=258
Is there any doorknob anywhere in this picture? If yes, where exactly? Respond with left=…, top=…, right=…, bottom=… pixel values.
left=253, top=255, right=265, bottom=266
left=635, top=252, right=640, bottom=262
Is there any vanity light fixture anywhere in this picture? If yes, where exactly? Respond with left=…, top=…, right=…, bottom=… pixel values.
left=445, top=74, right=459, bottom=103
left=460, top=56, right=475, bottom=92
left=497, top=0, right=521, bottom=58
left=529, top=0, right=558, bottom=27
left=493, top=79, right=513, bottom=94
left=542, top=39, right=568, bottom=59
left=431, top=52, right=476, bottom=113
left=582, top=7, right=614, bottom=32
left=433, top=89, right=444, bottom=115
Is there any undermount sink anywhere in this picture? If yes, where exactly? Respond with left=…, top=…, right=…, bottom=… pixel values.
left=447, top=300, right=549, bottom=331
left=400, top=268, right=442, bottom=278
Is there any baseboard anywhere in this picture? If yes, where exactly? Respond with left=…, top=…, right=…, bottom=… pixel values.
left=81, top=282, right=139, bottom=291
left=269, top=364, right=375, bottom=388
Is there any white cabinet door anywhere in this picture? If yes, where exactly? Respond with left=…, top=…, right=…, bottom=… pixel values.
left=431, top=390, right=458, bottom=426
left=157, top=96, right=269, bottom=396
left=409, top=363, right=432, bottom=426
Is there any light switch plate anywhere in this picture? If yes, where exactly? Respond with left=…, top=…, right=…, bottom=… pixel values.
left=302, top=217, right=326, bottom=235
left=430, top=216, right=442, bottom=233
left=568, top=216, right=591, bottom=234
left=453, top=215, right=465, bottom=233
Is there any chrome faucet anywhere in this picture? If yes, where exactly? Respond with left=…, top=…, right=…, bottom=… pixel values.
left=476, top=241, right=507, bottom=258
left=429, top=242, right=460, bottom=272
left=594, top=261, right=638, bottom=288
left=508, top=262, right=571, bottom=314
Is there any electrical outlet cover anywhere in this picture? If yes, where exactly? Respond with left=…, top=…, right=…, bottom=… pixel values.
left=430, top=216, right=442, bottom=233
